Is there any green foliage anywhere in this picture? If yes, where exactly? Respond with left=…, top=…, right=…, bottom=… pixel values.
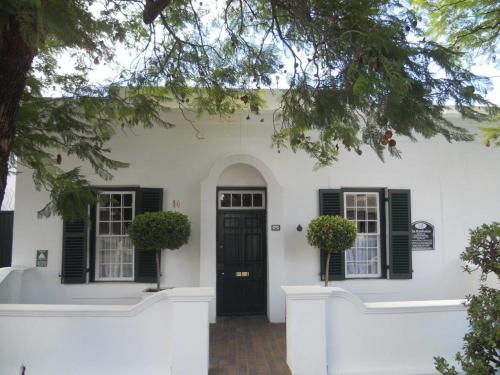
left=479, top=111, right=500, bottom=147
left=434, top=223, right=500, bottom=374
left=461, top=222, right=500, bottom=280
left=36, top=168, right=96, bottom=222
left=128, top=211, right=191, bottom=252
left=307, top=215, right=357, bottom=253
left=412, top=0, right=499, bottom=63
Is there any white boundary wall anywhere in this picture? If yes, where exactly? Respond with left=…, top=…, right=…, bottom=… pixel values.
left=283, top=286, right=467, bottom=375
left=0, top=269, right=214, bottom=375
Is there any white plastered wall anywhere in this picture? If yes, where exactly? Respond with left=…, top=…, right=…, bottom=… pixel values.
left=10, top=104, right=500, bottom=321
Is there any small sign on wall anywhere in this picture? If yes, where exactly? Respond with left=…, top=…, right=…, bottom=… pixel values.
left=36, top=250, right=48, bottom=267
left=271, top=225, right=281, bottom=231
left=411, top=221, right=434, bottom=250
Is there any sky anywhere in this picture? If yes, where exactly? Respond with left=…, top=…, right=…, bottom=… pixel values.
left=60, top=42, right=500, bottom=105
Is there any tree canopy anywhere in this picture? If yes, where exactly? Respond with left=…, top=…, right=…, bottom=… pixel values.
left=0, top=0, right=496, bottom=219
left=413, top=0, right=499, bottom=63
left=412, top=0, right=500, bottom=147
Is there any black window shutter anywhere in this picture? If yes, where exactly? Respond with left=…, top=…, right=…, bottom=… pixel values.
left=135, top=188, right=164, bottom=283
left=61, top=219, right=88, bottom=284
left=319, top=189, right=345, bottom=281
left=388, top=189, right=412, bottom=279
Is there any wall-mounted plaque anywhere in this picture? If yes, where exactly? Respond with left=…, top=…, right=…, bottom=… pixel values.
left=36, top=250, right=48, bottom=267
left=271, top=225, right=281, bottom=231
left=411, top=221, right=434, bottom=250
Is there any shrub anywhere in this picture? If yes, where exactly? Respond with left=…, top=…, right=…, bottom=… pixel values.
left=128, top=211, right=190, bottom=291
left=435, top=222, right=500, bottom=374
left=307, top=215, right=357, bottom=286
left=461, top=222, right=500, bottom=281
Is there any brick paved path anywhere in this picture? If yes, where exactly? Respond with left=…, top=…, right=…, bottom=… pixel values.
left=209, top=316, right=291, bottom=375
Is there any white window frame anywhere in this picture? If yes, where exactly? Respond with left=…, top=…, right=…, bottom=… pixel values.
left=95, top=191, right=135, bottom=281
left=344, top=191, right=382, bottom=279
left=218, top=190, right=266, bottom=210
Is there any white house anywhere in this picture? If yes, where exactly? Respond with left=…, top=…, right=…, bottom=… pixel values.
left=1, top=93, right=498, bottom=375
left=7, top=93, right=499, bottom=328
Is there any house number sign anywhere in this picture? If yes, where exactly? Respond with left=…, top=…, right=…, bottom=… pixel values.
left=411, top=221, right=434, bottom=250
left=271, top=225, right=281, bottom=231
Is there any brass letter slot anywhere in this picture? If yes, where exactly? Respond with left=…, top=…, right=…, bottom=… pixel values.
left=235, top=271, right=250, bottom=278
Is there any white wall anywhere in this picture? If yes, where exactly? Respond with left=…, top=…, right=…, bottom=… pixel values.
left=0, top=284, right=213, bottom=375
left=217, top=163, right=266, bottom=186
left=283, top=286, right=467, bottom=375
left=11, top=101, right=500, bottom=320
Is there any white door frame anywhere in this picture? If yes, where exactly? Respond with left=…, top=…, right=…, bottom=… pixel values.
left=200, top=154, right=286, bottom=323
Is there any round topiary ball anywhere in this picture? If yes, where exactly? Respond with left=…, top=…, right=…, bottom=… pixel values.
left=307, top=215, right=357, bottom=253
left=128, top=211, right=191, bottom=251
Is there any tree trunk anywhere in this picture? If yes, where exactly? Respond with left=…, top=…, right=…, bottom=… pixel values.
left=0, top=15, right=37, bottom=209
left=156, top=249, right=161, bottom=291
left=325, top=251, right=332, bottom=287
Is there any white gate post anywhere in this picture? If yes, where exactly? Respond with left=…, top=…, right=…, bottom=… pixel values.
left=169, top=288, right=214, bottom=375
left=282, top=286, right=332, bottom=375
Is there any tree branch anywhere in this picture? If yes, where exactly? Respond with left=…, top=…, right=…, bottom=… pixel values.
left=143, top=0, right=172, bottom=24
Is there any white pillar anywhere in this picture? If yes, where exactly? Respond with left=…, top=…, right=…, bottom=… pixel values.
left=169, top=288, right=214, bottom=375
left=282, top=286, right=332, bottom=375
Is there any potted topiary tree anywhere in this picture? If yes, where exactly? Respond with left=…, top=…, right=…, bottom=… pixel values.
left=128, top=211, right=190, bottom=292
left=307, top=215, right=357, bottom=287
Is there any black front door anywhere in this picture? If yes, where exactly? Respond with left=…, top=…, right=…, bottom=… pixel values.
left=217, top=211, right=267, bottom=315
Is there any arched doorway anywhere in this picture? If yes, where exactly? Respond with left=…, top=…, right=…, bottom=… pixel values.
left=216, top=164, right=267, bottom=315
left=200, top=155, right=285, bottom=323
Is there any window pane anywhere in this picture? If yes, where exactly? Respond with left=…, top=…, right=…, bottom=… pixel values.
left=99, top=208, right=110, bottom=221
left=231, top=193, right=241, bottom=207
left=357, top=209, right=366, bottom=220
left=358, top=221, right=366, bottom=233
left=123, top=222, right=130, bottom=234
left=367, top=194, right=377, bottom=207
left=369, top=262, right=378, bottom=274
left=345, top=194, right=355, bottom=207
left=112, top=222, right=121, bottom=235
left=356, top=194, right=366, bottom=207
left=220, top=193, right=230, bottom=207
left=100, top=265, right=108, bottom=278
left=346, top=209, right=355, bottom=220
left=367, top=235, right=378, bottom=247
left=367, top=248, right=378, bottom=262
left=122, top=264, right=133, bottom=277
left=368, top=221, right=377, bottom=233
left=367, top=208, right=377, bottom=220
left=242, top=193, right=252, bottom=207
left=100, top=194, right=110, bottom=207
left=346, top=262, right=356, bottom=275
left=123, top=194, right=133, bottom=207
left=253, top=193, right=263, bottom=207
left=111, top=208, right=121, bottom=221
left=110, top=264, right=120, bottom=278
left=99, top=222, right=109, bottom=235
left=123, top=208, right=132, bottom=221
left=358, top=263, right=368, bottom=274
left=111, top=194, right=121, bottom=207
left=122, top=250, right=133, bottom=263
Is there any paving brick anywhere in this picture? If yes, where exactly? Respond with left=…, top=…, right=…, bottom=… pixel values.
left=209, top=316, right=291, bottom=375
